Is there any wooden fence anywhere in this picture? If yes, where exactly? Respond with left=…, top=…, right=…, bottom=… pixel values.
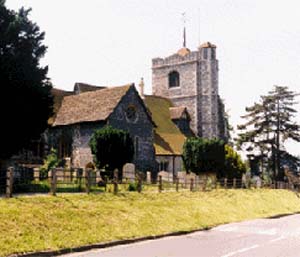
left=0, top=167, right=298, bottom=198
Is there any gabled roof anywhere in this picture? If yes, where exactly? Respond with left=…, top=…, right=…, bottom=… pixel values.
left=169, top=106, right=190, bottom=120
left=144, top=96, right=186, bottom=156
left=74, top=82, right=105, bottom=94
left=53, top=84, right=132, bottom=126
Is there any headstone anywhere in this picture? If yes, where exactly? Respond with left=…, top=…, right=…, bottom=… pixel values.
left=186, top=172, right=196, bottom=185
left=65, top=157, right=71, bottom=170
left=113, top=169, right=119, bottom=180
left=158, top=171, right=172, bottom=182
left=96, top=170, right=102, bottom=184
left=177, top=171, right=187, bottom=184
left=122, top=163, right=135, bottom=182
left=146, top=171, right=151, bottom=183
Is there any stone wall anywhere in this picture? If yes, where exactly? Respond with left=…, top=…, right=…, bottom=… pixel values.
left=109, top=86, right=156, bottom=172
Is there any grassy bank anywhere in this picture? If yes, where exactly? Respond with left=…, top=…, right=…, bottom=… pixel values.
left=1, top=189, right=300, bottom=256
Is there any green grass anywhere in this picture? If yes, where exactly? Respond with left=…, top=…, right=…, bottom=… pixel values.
left=1, top=189, right=300, bottom=256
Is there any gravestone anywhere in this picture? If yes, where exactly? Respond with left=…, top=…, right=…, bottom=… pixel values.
left=158, top=171, right=172, bottom=182
left=146, top=171, right=151, bottom=183
left=177, top=171, right=187, bottom=184
left=186, top=172, right=197, bottom=187
left=122, top=163, right=135, bottom=182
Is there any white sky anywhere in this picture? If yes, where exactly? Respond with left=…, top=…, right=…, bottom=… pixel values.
left=6, top=0, right=300, bottom=155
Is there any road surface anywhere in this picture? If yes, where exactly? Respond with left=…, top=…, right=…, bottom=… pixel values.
left=61, top=214, right=300, bottom=257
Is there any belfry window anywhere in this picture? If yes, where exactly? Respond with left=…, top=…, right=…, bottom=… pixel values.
left=168, top=71, right=180, bottom=88
left=203, top=48, right=208, bottom=59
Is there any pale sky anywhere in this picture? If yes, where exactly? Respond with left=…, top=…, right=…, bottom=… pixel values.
left=6, top=0, right=300, bottom=155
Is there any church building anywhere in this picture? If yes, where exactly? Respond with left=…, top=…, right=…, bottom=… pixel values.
left=45, top=40, right=227, bottom=176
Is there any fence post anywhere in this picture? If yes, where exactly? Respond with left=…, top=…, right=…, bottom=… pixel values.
left=203, top=179, right=207, bottom=191
left=86, top=169, right=93, bottom=194
left=6, top=167, right=13, bottom=198
left=158, top=175, right=162, bottom=192
left=233, top=178, right=236, bottom=189
left=190, top=178, right=194, bottom=192
left=50, top=169, right=57, bottom=196
left=224, top=178, right=227, bottom=189
left=176, top=177, right=179, bottom=192
left=137, top=175, right=142, bottom=193
left=113, top=179, right=118, bottom=194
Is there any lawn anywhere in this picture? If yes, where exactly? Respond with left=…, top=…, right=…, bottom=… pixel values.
left=0, top=189, right=300, bottom=256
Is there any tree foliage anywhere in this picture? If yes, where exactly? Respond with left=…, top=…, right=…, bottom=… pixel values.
left=182, top=137, right=225, bottom=176
left=237, top=85, right=300, bottom=179
left=224, top=145, right=246, bottom=179
left=0, top=1, right=53, bottom=159
left=89, top=126, right=134, bottom=172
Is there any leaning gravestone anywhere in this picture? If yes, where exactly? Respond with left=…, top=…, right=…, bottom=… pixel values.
left=122, top=163, right=135, bottom=182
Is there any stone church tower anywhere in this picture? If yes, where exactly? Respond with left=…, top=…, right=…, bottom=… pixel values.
left=152, top=42, right=226, bottom=139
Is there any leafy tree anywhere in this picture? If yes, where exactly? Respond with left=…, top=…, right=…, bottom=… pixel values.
left=237, top=86, right=300, bottom=180
left=89, top=126, right=134, bottom=173
left=0, top=1, right=53, bottom=159
left=182, top=137, right=225, bottom=176
left=224, top=145, right=246, bottom=179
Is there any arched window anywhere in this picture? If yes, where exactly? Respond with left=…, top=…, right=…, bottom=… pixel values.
left=168, top=71, right=180, bottom=88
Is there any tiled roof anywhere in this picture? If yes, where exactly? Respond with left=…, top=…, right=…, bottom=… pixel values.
left=53, top=84, right=132, bottom=126
left=144, top=96, right=186, bottom=156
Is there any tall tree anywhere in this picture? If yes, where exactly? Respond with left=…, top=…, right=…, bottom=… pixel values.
left=237, top=86, right=300, bottom=180
left=0, top=1, right=53, bottom=159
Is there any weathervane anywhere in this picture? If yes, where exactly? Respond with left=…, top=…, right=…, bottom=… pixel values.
left=182, top=12, right=187, bottom=48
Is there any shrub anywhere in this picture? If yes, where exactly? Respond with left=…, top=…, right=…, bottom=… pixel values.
left=182, top=137, right=225, bottom=176
left=128, top=182, right=138, bottom=191
left=89, top=126, right=134, bottom=172
left=40, top=148, right=59, bottom=178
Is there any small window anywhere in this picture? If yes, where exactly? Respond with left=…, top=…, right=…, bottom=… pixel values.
left=168, top=71, right=180, bottom=88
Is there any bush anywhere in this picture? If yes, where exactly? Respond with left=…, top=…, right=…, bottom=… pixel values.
left=89, top=126, right=134, bottom=172
left=40, top=148, right=59, bottom=178
left=128, top=182, right=138, bottom=191
left=183, top=137, right=225, bottom=176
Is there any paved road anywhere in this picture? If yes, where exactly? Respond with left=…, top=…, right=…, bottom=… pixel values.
left=62, top=214, right=300, bottom=257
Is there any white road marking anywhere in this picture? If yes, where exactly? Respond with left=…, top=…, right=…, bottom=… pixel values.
left=269, top=236, right=286, bottom=243
left=221, top=244, right=259, bottom=257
